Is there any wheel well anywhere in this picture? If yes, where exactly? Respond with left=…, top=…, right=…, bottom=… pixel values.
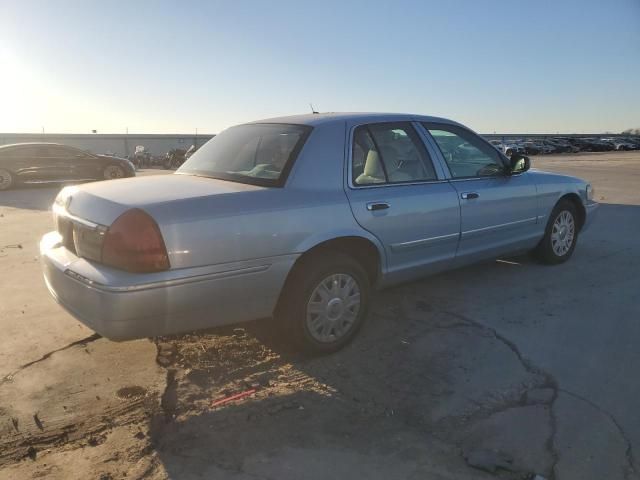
left=294, top=237, right=381, bottom=286
left=559, top=193, right=585, bottom=230
left=273, top=236, right=382, bottom=318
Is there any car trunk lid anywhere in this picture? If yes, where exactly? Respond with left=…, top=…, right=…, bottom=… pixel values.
left=53, top=173, right=265, bottom=264
left=63, top=173, right=264, bottom=225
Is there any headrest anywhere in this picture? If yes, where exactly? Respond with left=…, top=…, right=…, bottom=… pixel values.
left=363, top=150, right=383, bottom=178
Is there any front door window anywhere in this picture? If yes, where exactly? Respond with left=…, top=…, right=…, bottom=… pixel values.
left=423, top=123, right=506, bottom=179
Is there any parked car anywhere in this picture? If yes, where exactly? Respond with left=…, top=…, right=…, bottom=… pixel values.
left=488, top=139, right=502, bottom=150
left=0, top=143, right=135, bottom=190
left=40, top=113, right=598, bottom=353
left=577, top=138, right=614, bottom=152
left=550, top=138, right=580, bottom=153
left=544, top=139, right=574, bottom=153
left=488, top=140, right=524, bottom=157
left=537, top=141, right=557, bottom=154
left=566, top=138, right=591, bottom=152
left=601, top=138, right=636, bottom=151
left=624, top=138, right=640, bottom=150
left=522, top=142, right=542, bottom=155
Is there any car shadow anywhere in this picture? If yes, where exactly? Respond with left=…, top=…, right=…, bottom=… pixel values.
left=0, top=185, right=62, bottom=212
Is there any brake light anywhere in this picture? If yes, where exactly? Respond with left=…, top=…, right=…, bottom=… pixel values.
left=101, top=209, right=170, bottom=273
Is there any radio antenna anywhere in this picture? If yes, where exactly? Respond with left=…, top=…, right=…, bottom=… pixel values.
left=309, top=103, right=319, bottom=114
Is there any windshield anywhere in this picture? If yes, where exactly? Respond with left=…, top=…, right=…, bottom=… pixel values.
left=177, top=123, right=311, bottom=186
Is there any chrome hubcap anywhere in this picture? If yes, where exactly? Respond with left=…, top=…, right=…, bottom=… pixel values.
left=551, top=210, right=575, bottom=256
left=104, top=166, right=124, bottom=179
left=306, top=273, right=361, bottom=343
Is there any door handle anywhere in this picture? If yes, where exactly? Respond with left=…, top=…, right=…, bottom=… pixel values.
left=366, top=202, right=390, bottom=211
left=461, top=192, right=479, bottom=200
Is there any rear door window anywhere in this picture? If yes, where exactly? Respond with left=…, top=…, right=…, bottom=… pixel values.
left=352, top=122, right=437, bottom=186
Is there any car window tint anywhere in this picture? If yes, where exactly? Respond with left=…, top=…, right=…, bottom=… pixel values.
left=423, top=123, right=505, bottom=178
left=179, top=124, right=310, bottom=187
left=13, top=146, right=42, bottom=157
left=353, top=123, right=437, bottom=186
left=43, top=146, right=70, bottom=157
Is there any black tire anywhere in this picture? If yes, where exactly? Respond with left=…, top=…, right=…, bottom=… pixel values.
left=0, top=168, right=14, bottom=191
left=103, top=164, right=125, bottom=180
left=534, top=200, right=579, bottom=264
left=276, top=251, right=370, bottom=354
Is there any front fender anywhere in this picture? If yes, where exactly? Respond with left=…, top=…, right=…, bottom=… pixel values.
left=529, top=169, right=589, bottom=220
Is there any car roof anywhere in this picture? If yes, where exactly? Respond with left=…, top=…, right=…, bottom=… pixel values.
left=246, top=112, right=462, bottom=127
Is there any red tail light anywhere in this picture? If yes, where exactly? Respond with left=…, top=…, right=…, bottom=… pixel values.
left=102, top=209, right=170, bottom=273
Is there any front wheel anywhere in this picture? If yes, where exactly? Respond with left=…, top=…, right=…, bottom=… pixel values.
left=103, top=165, right=125, bottom=180
left=534, top=200, right=579, bottom=264
left=0, top=168, right=14, bottom=190
left=277, top=252, right=370, bottom=354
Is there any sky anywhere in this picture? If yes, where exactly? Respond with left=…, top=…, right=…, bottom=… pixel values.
left=0, top=0, right=638, bottom=135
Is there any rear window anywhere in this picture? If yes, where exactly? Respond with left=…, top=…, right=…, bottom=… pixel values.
left=177, top=123, right=311, bottom=187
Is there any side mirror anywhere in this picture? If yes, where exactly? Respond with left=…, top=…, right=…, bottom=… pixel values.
left=509, top=153, right=530, bottom=174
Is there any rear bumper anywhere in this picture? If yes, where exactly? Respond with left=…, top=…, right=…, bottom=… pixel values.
left=582, top=201, right=599, bottom=232
left=40, top=231, right=297, bottom=341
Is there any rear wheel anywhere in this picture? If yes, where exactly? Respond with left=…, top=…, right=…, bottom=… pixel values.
left=277, top=252, right=370, bottom=354
left=103, top=165, right=125, bottom=180
left=0, top=168, right=14, bottom=190
left=534, top=200, right=578, bottom=264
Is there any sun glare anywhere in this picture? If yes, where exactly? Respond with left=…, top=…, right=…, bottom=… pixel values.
left=0, top=46, right=46, bottom=132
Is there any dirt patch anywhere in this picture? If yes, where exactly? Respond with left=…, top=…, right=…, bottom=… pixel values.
left=116, top=386, right=149, bottom=401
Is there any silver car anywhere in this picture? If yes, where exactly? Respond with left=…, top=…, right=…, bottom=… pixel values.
left=41, top=113, right=598, bottom=352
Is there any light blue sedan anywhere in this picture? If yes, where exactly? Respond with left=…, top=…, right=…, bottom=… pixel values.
left=40, top=113, right=598, bottom=352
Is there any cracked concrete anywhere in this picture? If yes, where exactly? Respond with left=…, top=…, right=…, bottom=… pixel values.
left=1, top=154, right=640, bottom=479
left=557, top=389, right=637, bottom=479
left=403, top=296, right=637, bottom=480
left=0, top=333, right=101, bottom=386
left=438, top=309, right=562, bottom=478
left=553, top=392, right=634, bottom=479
